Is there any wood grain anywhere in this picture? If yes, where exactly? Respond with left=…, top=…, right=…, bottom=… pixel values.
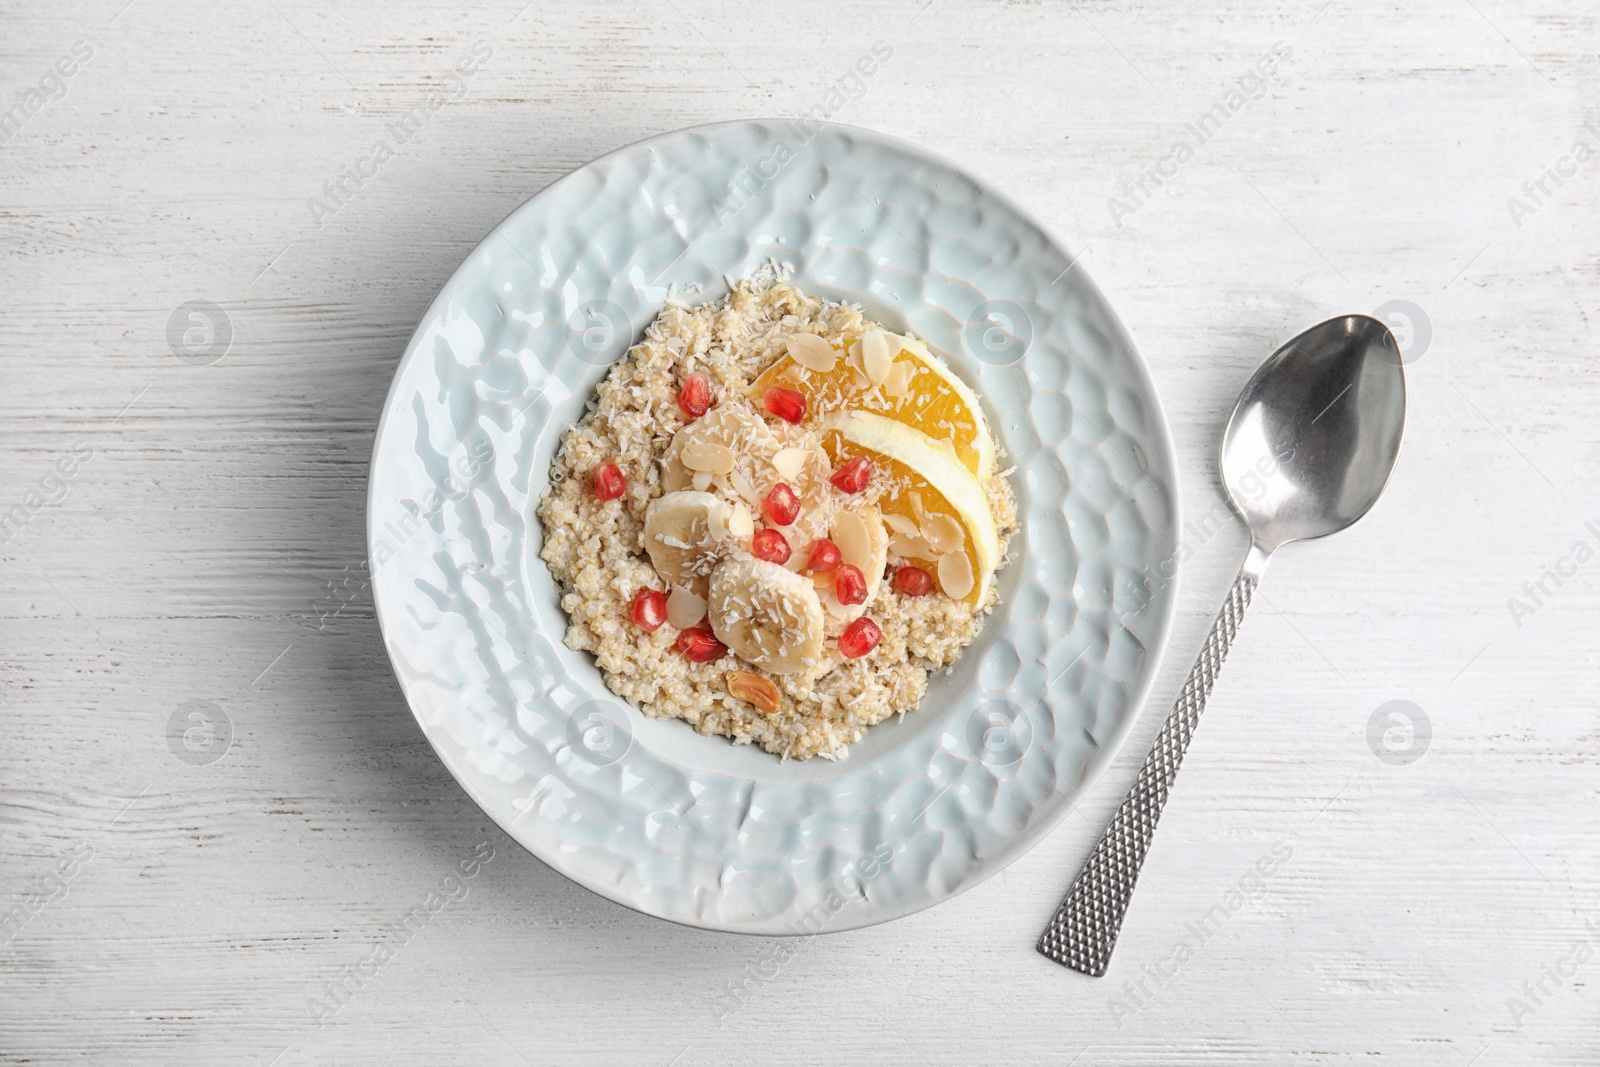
left=3, top=0, right=1598, bottom=1063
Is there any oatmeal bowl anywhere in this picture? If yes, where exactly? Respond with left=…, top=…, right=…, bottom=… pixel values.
left=369, top=120, right=1181, bottom=933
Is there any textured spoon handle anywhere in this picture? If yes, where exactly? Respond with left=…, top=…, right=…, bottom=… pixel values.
left=1037, top=545, right=1269, bottom=976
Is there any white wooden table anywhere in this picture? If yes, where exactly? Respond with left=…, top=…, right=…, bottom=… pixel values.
left=4, top=1, right=1597, bottom=1063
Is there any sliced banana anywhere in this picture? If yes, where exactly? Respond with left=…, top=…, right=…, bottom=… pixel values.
left=643, top=490, right=731, bottom=597
left=662, top=405, right=779, bottom=494
left=818, top=506, right=889, bottom=636
left=707, top=558, right=826, bottom=675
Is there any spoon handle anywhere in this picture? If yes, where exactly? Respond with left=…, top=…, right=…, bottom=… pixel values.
left=1037, top=543, right=1271, bottom=976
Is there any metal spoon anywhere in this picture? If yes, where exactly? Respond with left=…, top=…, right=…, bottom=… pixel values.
left=1036, top=314, right=1408, bottom=976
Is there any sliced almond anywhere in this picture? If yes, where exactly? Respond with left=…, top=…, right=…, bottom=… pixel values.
left=921, top=513, right=965, bottom=554
left=908, top=491, right=928, bottom=527
left=681, top=439, right=735, bottom=475
left=885, top=359, right=915, bottom=398
left=832, top=510, right=873, bottom=570
left=727, top=500, right=755, bottom=538
left=692, top=470, right=712, bottom=492
left=861, top=330, right=894, bottom=386
left=666, top=585, right=707, bottom=629
left=785, top=333, right=837, bottom=373
left=938, top=550, right=975, bottom=600
left=726, top=669, right=781, bottom=715
left=882, top=513, right=922, bottom=539
left=890, top=533, right=937, bottom=560
left=772, top=447, right=809, bottom=482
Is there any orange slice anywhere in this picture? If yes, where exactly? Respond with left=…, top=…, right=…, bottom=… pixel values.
left=750, top=330, right=996, bottom=479
left=819, top=411, right=1000, bottom=605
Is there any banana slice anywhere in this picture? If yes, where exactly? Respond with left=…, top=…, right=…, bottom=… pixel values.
left=818, top=506, right=889, bottom=635
left=643, top=490, right=732, bottom=597
left=662, top=405, right=779, bottom=494
left=707, top=558, right=826, bottom=675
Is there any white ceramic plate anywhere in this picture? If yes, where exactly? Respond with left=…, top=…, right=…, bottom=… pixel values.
left=369, top=120, right=1180, bottom=934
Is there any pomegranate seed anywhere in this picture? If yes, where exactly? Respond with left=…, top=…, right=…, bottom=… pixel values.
left=830, top=456, right=872, bottom=494
left=806, top=538, right=842, bottom=573
left=751, top=528, right=791, bottom=565
left=676, top=626, right=726, bottom=663
left=835, top=564, right=867, bottom=606
left=893, top=565, right=934, bottom=597
left=630, top=588, right=667, bottom=632
left=678, top=370, right=711, bottom=419
left=763, top=386, right=807, bottom=424
left=839, top=617, right=881, bottom=658
left=764, top=482, right=800, bottom=526
left=593, top=461, right=625, bottom=501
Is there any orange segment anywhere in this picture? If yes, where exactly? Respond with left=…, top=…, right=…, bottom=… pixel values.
left=750, top=332, right=995, bottom=479
left=818, top=411, right=1000, bottom=606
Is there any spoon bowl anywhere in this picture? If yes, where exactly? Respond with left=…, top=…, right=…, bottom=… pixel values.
left=1221, top=314, right=1407, bottom=552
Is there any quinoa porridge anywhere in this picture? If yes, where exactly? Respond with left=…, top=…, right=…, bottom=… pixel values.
left=537, top=276, right=1016, bottom=760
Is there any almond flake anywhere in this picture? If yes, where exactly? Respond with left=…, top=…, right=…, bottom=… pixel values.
left=772, top=447, right=809, bottom=482
left=921, top=513, right=965, bottom=554
left=833, top=510, right=873, bottom=570
left=890, top=533, right=937, bottom=560
left=692, top=470, right=712, bottom=492
left=861, top=330, right=893, bottom=385
left=938, top=550, right=975, bottom=600
left=682, top=439, right=735, bottom=475
left=667, top=585, right=707, bottom=628
left=882, top=513, right=922, bottom=539
left=785, top=333, right=837, bottom=373
left=885, top=360, right=915, bottom=398
left=727, top=501, right=755, bottom=537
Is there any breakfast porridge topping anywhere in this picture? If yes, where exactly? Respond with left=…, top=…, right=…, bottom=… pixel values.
left=771, top=447, right=809, bottom=482
left=763, top=482, right=800, bottom=526
left=665, top=584, right=707, bottom=629
left=838, top=616, right=882, bottom=659
left=678, top=370, right=712, bottom=419
left=806, top=538, right=841, bottom=573
left=784, top=333, right=837, bottom=373
left=725, top=670, right=782, bottom=715
left=835, top=564, right=867, bottom=606
left=707, top=557, right=826, bottom=674
left=750, top=527, right=791, bottom=565
left=763, top=386, right=807, bottom=424
left=893, top=565, right=934, bottom=597
left=631, top=588, right=667, bottom=632
left=860, top=329, right=894, bottom=386
left=830, top=456, right=871, bottom=494
left=537, top=275, right=1016, bottom=759
left=676, top=626, right=726, bottom=663
left=593, top=461, right=625, bottom=501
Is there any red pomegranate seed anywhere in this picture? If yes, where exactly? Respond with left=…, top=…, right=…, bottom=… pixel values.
left=893, top=565, right=934, bottom=597
left=751, top=528, right=791, bottom=565
left=630, top=588, right=667, bottom=632
left=764, top=482, right=800, bottom=526
left=763, top=386, right=807, bottom=424
left=678, top=370, right=711, bottom=419
left=830, top=456, right=872, bottom=494
left=838, top=617, right=881, bottom=658
left=676, top=626, right=726, bottom=663
left=835, top=564, right=867, bottom=606
left=806, top=538, right=841, bottom=573
left=593, top=461, right=625, bottom=501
